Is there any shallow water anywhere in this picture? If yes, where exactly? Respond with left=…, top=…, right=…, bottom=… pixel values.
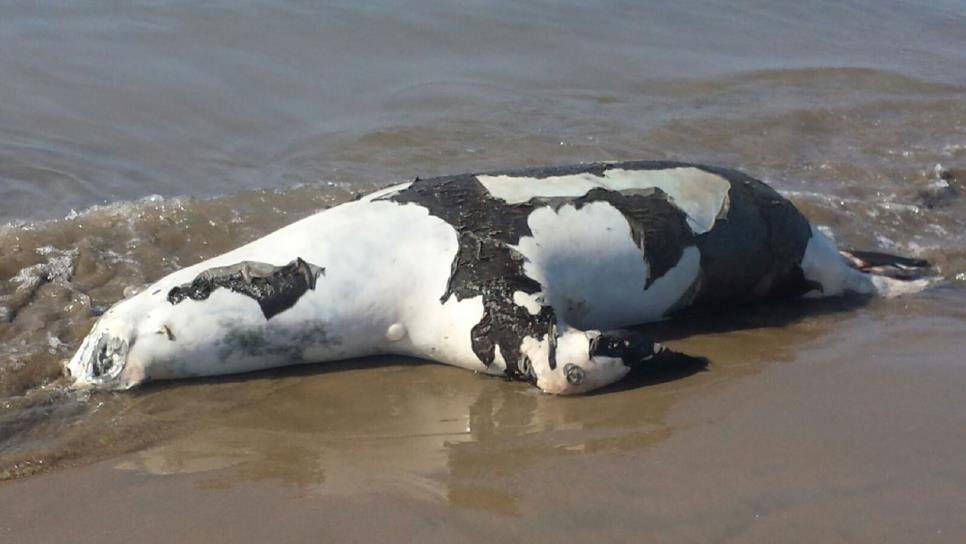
left=1, top=1, right=965, bottom=541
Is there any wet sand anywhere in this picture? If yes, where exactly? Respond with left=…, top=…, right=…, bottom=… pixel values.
left=2, top=288, right=964, bottom=543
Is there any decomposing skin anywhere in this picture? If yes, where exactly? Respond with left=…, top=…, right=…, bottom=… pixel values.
left=67, top=161, right=932, bottom=394
left=167, top=258, right=324, bottom=319
left=384, top=161, right=820, bottom=379
left=689, top=165, right=817, bottom=303
left=390, top=174, right=559, bottom=382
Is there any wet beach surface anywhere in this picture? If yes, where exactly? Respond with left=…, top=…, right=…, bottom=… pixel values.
left=3, top=289, right=966, bottom=543
left=2, top=1, right=966, bottom=542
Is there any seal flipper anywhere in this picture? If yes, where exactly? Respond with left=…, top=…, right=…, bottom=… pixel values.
left=840, top=249, right=929, bottom=280
left=837, top=248, right=937, bottom=298
left=589, top=329, right=664, bottom=368
left=591, top=329, right=708, bottom=372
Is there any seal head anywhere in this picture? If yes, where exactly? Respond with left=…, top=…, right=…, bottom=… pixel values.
left=530, top=328, right=675, bottom=394
left=66, top=296, right=144, bottom=389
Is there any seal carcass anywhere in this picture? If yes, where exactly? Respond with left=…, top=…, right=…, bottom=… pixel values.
left=66, top=161, right=930, bottom=394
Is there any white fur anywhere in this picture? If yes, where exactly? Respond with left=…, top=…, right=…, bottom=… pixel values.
left=68, top=199, right=486, bottom=387
left=69, top=194, right=705, bottom=392
left=478, top=167, right=730, bottom=233
left=801, top=225, right=934, bottom=299
left=513, top=202, right=700, bottom=329
left=360, top=181, right=413, bottom=201
left=512, top=290, right=544, bottom=315
left=801, top=225, right=856, bottom=297
left=531, top=329, right=629, bottom=395
left=385, top=323, right=407, bottom=342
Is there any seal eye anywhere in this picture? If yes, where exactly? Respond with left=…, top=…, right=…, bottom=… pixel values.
left=564, top=363, right=585, bottom=385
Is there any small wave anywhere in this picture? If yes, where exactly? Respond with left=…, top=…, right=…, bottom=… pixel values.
left=0, top=182, right=357, bottom=399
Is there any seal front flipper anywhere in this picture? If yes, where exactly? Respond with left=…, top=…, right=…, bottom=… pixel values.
left=591, top=329, right=707, bottom=371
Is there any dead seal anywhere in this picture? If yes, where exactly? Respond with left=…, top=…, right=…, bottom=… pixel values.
left=66, top=161, right=932, bottom=394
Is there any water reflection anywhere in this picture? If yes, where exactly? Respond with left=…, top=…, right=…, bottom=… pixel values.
left=111, top=297, right=858, bottom=514
left=115, top=368, right=684, bottom=504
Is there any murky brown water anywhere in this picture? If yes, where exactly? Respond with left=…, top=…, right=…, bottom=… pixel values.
left=1, top=1, right=966, bottom=541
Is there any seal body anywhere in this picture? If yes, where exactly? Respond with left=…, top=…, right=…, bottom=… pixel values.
left=67, top=161, right=923, bottom=394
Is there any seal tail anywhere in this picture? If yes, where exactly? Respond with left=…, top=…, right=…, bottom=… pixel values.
left=840, top=249, right=937, bottom=298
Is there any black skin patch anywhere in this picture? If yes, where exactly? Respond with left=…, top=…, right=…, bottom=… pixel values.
left=167, top=258, right=325, bottom=320
left=687, top=164, right=816, bottom=304
left=589, top=329, right=711, bottom=375
left=842, top=250, right=928, bottom=270
left=568, top=187, right=694, bottom=288
left=476, top=160, right=817, bottom=299
left=589, top=329, right=661, bottom=368
left=390, top=175, right=556, bottom=381
left=530, top=187, right=692, bottom=288
left=387, top=160, right=818, bottom=381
